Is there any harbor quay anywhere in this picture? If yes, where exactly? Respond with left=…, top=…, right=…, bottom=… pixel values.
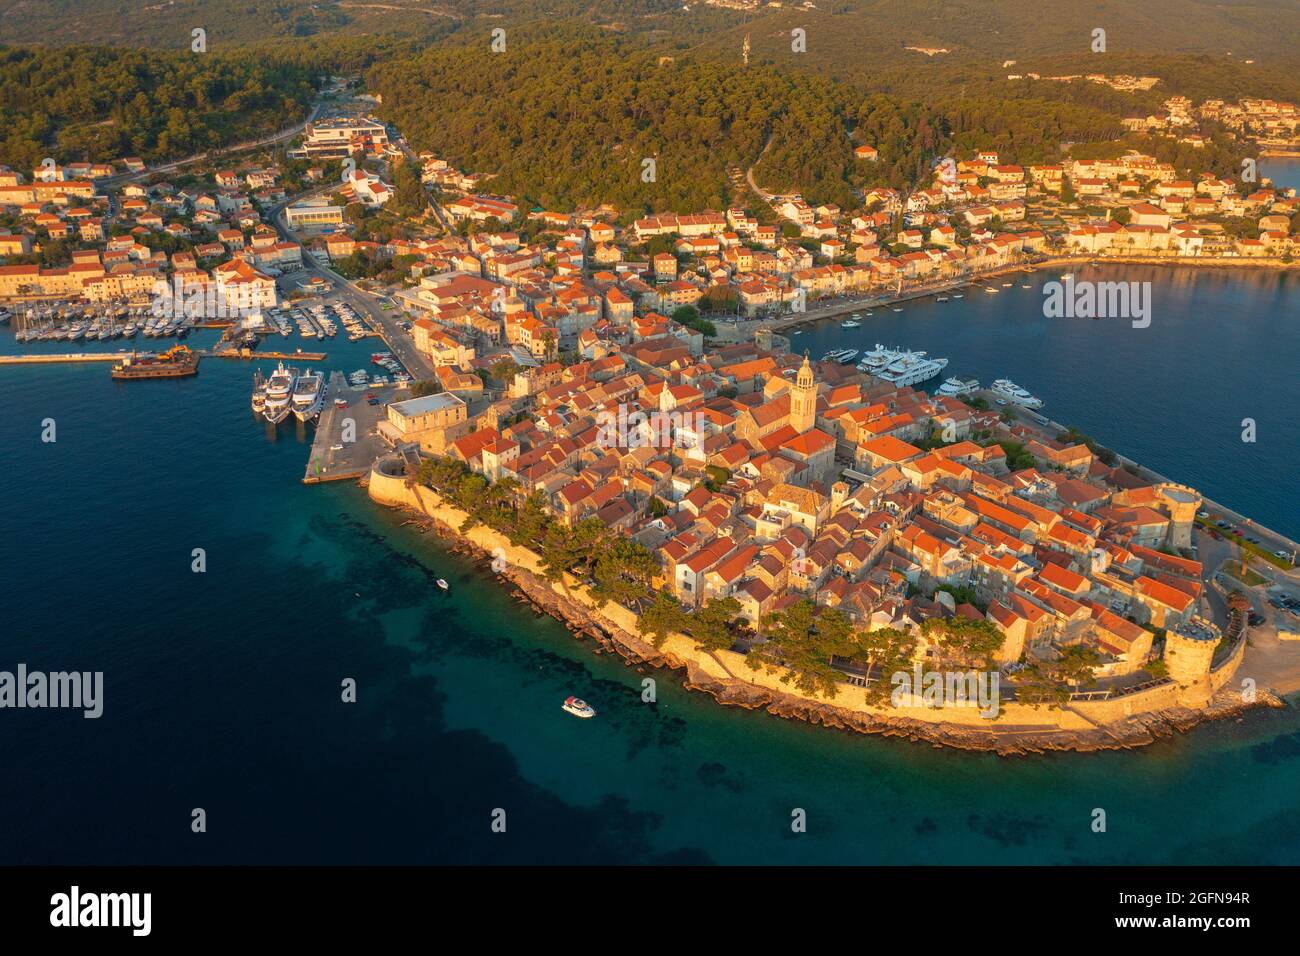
left=303, top=371, right=396, bottom=484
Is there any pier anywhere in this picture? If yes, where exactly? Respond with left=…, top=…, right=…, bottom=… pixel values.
left=0, top=348, right=327, bottom=366
left=303, top=372, right=396, bottom=484
left=0, top=352, right=130, bottom=364
left=207, top=349, right=328, bottom=362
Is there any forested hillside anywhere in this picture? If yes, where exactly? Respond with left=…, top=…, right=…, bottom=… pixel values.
left=369, top=31, right=926, bottom=213
left=369, top=26, right=1206, bottom=215
left=0, top=46, right=317, bottom=168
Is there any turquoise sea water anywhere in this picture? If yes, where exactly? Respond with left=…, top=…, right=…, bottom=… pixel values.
left=2, top=251, right=1299, bottom=864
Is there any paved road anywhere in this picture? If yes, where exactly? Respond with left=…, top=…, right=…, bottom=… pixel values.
left=265, top=186, right=432, bottom=380
left=97, top=100, right=324, bottom=189
left=393, top=136, right=454, bottom=234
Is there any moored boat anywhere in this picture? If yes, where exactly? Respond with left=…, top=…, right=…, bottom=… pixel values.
left=991, top=378, right=1044, bottom=409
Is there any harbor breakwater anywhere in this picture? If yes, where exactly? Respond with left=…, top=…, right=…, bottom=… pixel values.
left=365, top=459, right=1282, bottom=755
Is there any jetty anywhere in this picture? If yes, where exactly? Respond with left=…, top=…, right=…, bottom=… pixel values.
left=207, top=348, right=328, bottom=361
left=303, top=372, right=394, bottom=484
left=0, top=352, right=130, bottom=364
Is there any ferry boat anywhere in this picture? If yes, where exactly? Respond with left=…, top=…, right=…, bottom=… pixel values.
left=991, top=378, right=1044, bottom=409
left=936, top=376, right=979, bottom=397
left=291, top=370, right=325, bottom=421
left=110, top=344, right=200, bottom=381
left=262, top=362, right=298, bottom=423
left=562, top=696, right=596, bottom=719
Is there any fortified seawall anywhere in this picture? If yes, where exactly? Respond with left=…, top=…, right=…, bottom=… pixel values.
left=366, top=459, right=1278, bottom=755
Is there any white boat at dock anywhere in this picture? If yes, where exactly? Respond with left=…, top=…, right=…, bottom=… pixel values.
left=936, top=376, right=979, bottom=397
left=856, top=345, right=948, bottom=386
left=262, top=361, right=298, bottom=423
left=991, top=378, right=1044, bottom=409
left=291, top=369, right=325, bottom=421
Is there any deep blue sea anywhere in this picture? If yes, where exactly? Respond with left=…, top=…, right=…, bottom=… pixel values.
left=2, top=165, right=1299, bottom=865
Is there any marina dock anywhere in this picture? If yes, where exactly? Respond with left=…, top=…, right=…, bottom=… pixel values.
left=0, top=349, right=327, bottom=366
left=303, top=371, right=395, bottom=484
left=209, top=349, right=328, bottom=361
left=0, top=352, right=130, bottom=364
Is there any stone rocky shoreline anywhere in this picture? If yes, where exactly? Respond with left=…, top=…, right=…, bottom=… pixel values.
left=396, top=506, right=1285, bottom=757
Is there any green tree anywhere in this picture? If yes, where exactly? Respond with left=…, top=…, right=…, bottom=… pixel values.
left=748, top=600, right=856, bottom=698
left=639, top=591, right=688, bottom=649
left=689, top=597, right=743, bottom=652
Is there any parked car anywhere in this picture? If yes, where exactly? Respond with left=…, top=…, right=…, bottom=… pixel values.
left=1248, top=613, right=1266, bottom=627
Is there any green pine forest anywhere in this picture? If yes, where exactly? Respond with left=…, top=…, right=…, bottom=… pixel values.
left=0, top=4, right=1297, bottom=212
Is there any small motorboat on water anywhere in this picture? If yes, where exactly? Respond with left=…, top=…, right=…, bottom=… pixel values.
left=562, top=696, right=596, bottom=719
left=436, top=579, right=449, bottom=590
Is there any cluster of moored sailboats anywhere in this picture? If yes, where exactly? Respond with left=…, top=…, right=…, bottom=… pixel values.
left=251, top=361, right=324, bottom=423
left=12, top=303, right=197, bottom=343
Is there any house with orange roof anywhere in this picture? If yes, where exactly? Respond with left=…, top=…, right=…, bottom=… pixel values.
left=1132, top=575, right=1196, bottom=629
left=857, top=434, right=923, bottom=471
left=1086, top=604, right=1154, bottom=673
left=704, top=544, right=759, bottom=602
left=675, top=536, right=737, bottom=607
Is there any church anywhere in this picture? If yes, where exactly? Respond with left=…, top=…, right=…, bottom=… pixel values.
left=733, top=353, right=837, bottom=488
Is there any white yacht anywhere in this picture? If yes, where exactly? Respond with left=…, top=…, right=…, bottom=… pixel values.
left=841, top=316, right=862, bottom=328
left=991, top=378, right=1044, bottom=409
left=262, top=362, right=298, bottom=423
left=936, top=376, right=979, bottom=397
left=292, top=370, right=325, bottom=421
left=562, top=696, right=596, bottom=719
left=873, top=350, right=949, bottom=387
left=858, top=344, right=895, bottom=370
